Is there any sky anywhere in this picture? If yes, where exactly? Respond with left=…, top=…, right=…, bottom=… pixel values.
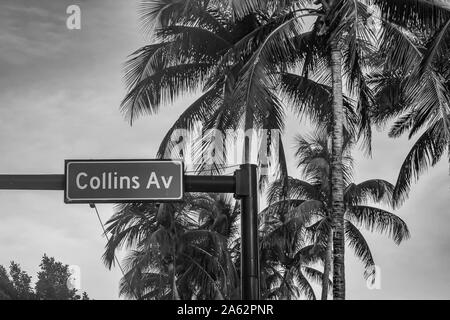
left=0, top=0, right=449, bottom=300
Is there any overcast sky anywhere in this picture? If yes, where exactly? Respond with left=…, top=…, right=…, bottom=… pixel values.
left=0, top=0, right=449, bottom=300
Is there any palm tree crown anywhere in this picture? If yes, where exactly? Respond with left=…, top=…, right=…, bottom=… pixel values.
left=263, top=131, right=410, bottom=298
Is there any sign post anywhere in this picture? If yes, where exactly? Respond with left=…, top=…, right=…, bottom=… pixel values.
left=0, top=159, right=260, bottom=300
left=235, top=164, right=260, bottom=300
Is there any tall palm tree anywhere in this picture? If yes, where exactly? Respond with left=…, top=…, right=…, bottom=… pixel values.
left=229, top=0, right=448, bottom=299
left=103, top=194, right=240, bottom=300
left=264, top=131, right=410, bottom=299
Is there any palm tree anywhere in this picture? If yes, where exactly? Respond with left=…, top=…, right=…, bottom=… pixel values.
left=121, top=0, right=295, bottom=178
left=259, top=195, right=331, bottom=300
left=226, top=1, right=368, bottom=300
left=103, top=194, right=240, bottom=300
left=229, top=0, right=448, bottom=299
left=264, top=131, right=410, bottom=299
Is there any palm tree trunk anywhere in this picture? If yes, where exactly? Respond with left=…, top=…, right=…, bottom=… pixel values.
left=330, top=41, right=346, bottom=300
left=321, top=224, right=333, bottom=300
left=171, top=265, right=181, bottom=300
left=244, top=108, right=254, bottom=164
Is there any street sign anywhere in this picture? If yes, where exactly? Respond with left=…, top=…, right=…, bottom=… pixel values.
left=64, top=160, right=184, bottom=203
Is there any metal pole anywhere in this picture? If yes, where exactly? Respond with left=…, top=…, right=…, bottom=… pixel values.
left=0, top=174, right=235, bottom=193
left=0, top=175, right=64, bottom=190
left=236, top=164, right=260, bottom=300
left=184, top=175, right=235, bottom=193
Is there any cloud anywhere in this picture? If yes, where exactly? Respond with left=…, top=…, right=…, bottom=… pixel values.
left=0, top=1, right=71, bottom=65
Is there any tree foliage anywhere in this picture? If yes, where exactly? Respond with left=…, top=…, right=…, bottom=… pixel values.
left=0, top=255, right=90, bottom=300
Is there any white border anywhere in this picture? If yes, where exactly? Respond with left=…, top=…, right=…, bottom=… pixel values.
left=66, top=160, right=184, bottom=201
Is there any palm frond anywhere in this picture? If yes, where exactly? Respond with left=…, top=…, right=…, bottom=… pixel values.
left=346, top=205, right=410, bottom=244
left=373, top=0, right=450, bottom=29
left=344, top=220, right=376, bottom=280
left=293, top=268, right=317, bottom=300
left=293, top=131, right=355, bottom=186
left=121, top=63, right=212, bottom=124
left=401, top=70, right=450, bottom=139
left=368, top=70, right=409, bottom=124
left=419, top=19, right=450, bottom=76
left=155, top=25, right=231, bottom=58
left=229, top=0, right=304, bottom=19
left=279, top=72, right=358, bottom=134
left=392, top=117, right=449, bottom=206
left=123, top=42, right=173, bottom=91
left=273, top=136, right=290, bottom=193
left=302, top=266, right=332, bottom=289
left=157, top=84, right=224, bottom=159
left=378, top=19, right=422, bottom=72
left=267, top=177, right=320, bottom=203
left=139, top=0, right=230, bottom=34
left=344, top=179, right=394, bottom=207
